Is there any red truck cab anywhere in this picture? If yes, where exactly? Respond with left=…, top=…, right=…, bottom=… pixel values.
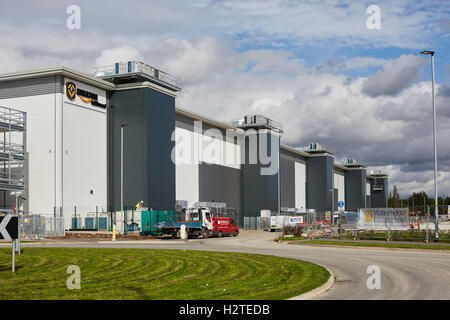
left=212, top=217, right=239, bottom=237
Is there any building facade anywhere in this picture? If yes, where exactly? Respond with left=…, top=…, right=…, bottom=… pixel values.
left=0, top=62, right=389, bottom=228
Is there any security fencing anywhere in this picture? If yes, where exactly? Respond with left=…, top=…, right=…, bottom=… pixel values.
left=20, top=215, right=65, bottom=239
left=332, top=207, right=450, bottom=242
left=64, top=205, right=241, bottom=235
left=242, top=211, right=331, bottom=232
left=70, top=214, right=112, bottom=232
left=243, top=216, right=270, bottom=231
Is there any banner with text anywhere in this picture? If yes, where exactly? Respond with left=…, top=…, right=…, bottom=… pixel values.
left=357, top=208, right=409, bottom=229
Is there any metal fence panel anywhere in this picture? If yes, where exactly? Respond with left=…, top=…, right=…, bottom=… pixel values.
left=20, top=215, right=65, bottom=239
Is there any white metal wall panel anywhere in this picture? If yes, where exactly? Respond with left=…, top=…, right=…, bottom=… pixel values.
left=62, top=78, right=107, bottom=228
left=334, top=172, right=345, bottom=210
left=0, top=94, right=56, bottom=216
left=174, top=127, right=199, bottom=206
left=366, top=182, right=371, bottom=196
left=174, top=125, right=241, bottom=207
left=294, top=162, right=306, bottom=210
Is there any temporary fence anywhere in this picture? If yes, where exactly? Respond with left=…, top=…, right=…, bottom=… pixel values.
left=70, top=214, right=112, bottom=231
left=334, top=207, right=450, bottom=242
left=20, top=215, right=65, bottom=239
left=243, top=210, right=331, bottom=232
left=65, top=205, right=241, bottom=236
left=243, top=216, right=270, bottom=231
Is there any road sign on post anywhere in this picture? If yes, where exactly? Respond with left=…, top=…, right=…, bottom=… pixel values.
left=0, top=216, right=19, bottom=272
left=338, top=201, right=344, bottom=208
left=0, top=216, right=18, bottom=240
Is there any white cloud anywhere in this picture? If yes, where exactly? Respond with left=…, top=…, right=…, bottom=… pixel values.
left=94, top=46, right=142, bottom=70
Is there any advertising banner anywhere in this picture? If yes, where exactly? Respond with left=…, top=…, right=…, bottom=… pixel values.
left=270, top=215, right=304, bottom=229
left=288, top=216, right=304, bottom=225
left=357, top=208, right=409, bottom=229
left=341, top=212, right=359, bottom=226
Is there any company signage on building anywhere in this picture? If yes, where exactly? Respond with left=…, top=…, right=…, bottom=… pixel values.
left=66, top=81, right=106, bottom=108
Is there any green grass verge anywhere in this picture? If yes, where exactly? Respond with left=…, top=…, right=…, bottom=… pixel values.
left=294, top=240, right=450, bottom=250
left=0, top=248, right=329, bottom=300
left=341, top=231, right=450, bottom=242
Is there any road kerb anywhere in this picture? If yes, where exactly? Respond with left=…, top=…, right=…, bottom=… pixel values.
left=287, top=266, right=334, bottom=300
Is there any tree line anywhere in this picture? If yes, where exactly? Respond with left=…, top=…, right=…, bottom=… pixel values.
left=388, top=185, right=450, bottom=215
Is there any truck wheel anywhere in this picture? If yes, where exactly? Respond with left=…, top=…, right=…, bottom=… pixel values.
left=233, top=230, right=238, bottom=237
left=217, top=231, right=222, bottom=238
left=202, top=230, right=209, bottom=239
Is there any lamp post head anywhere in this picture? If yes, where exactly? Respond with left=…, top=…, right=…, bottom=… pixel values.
left=420, top=50, right=435, bottom=55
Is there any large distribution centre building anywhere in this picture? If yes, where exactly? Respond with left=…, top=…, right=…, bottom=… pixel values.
left=0, top=61, right=388, bottom=228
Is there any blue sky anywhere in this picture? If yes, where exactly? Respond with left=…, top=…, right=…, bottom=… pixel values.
left=0, top=0, right=450, bottom=197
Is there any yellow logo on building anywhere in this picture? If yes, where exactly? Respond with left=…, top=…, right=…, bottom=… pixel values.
left=66, top=82, right=76, bottom=100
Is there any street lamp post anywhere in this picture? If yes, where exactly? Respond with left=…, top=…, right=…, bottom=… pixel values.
left=421, top=50, right=439, bottom=241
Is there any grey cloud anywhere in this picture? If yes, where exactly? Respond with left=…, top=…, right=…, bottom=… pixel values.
left=439, top=19, right=450, bottom=31
left=438, top=84, right=450, bottom=97
left=362, top=55, right=426, bottom=97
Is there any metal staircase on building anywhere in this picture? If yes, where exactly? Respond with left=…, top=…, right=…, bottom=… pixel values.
left=0, top=106, right=26, bottom=198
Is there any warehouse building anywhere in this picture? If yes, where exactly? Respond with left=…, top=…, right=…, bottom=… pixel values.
left=0, top=61, right=389, bottom=228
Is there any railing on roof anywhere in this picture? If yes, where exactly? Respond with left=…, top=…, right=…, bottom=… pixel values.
left=231, top=114, right=283, bottom=133
left=94, top=61, right=181, bottom=90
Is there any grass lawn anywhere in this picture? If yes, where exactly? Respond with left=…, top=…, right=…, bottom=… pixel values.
left=292, top=240, right=450, bottom=250
left=0, top=248, right=329, bottom=300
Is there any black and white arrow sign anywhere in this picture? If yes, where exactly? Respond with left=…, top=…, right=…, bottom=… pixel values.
left=0, top=216, right=18, bottom=241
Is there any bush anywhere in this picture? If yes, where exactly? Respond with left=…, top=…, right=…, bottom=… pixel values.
left=282, top=225, right=304, bottom=237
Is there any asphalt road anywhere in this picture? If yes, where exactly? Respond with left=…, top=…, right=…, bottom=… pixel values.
left=8, top=231, right=450, bottom=300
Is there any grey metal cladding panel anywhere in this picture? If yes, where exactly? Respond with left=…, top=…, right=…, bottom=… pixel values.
left=198, top=163, right=241, bottom=209
left=0, top=76, right=62, bottom=99
left=370, top=178, right=388, bottom=208
left=334, top=189, right=339, bottom=211
left=366, top=195, right=372, bottom=208
left=109, top=89, right=147, bottom=210
left=144, top=88, right=175, bottom=210
left=306, top=156, right=333, bottom=212
left=175, top=113, right=194, bottom=131
left=280, top=157, right=295, bottom=208
left=280, top=148, right=306, bottom=164
left=345, top=170, right=366, bottom=210
left=175, top=113, right=229, bottom=138
left=241, top=164, right=279, bottom=215
left=241, top=131, right=280, bottom=215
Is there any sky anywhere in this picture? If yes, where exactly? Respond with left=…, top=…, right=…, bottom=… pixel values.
left=0, top=0, right=449, bottom=198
